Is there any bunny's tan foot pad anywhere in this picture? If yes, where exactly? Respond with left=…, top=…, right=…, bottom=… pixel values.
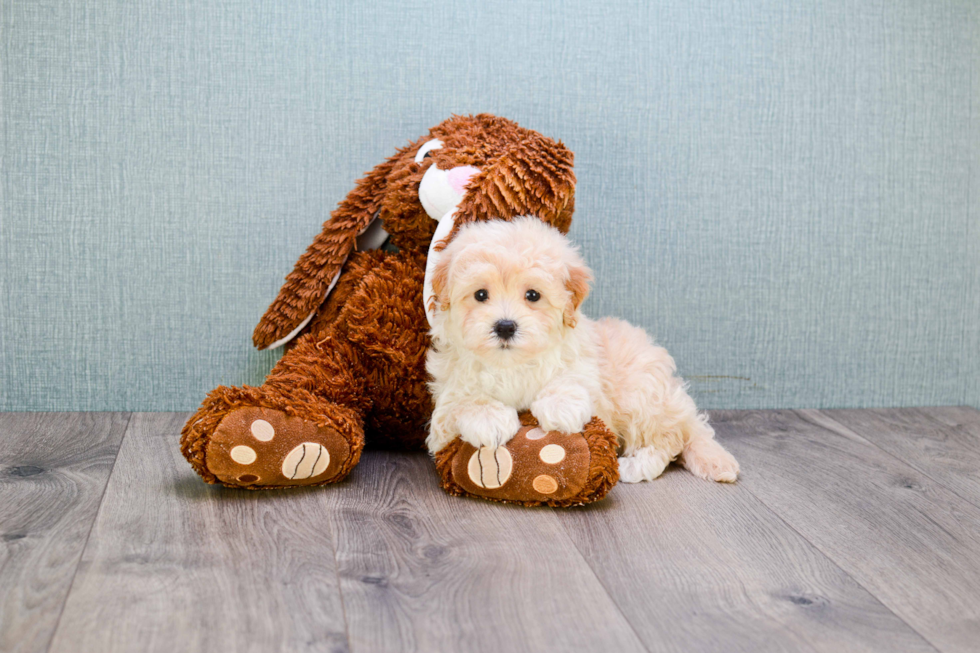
left=434, top=417, right=621, bottom=507
left=205, top=407, right=354, bottom=489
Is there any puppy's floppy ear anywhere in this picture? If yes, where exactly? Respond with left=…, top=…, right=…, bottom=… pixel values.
left=563, top=259, right=592, bottom=328
left=429, top=250, right=452, bottom=315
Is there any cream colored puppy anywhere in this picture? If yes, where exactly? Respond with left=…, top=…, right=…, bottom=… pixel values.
left=425, top=217, right=739, bottom=483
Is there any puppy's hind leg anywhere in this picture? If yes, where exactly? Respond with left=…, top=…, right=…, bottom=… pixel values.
left=679, top=412, right=739, bottom=483
left=618, top=446, right=672, bottom=483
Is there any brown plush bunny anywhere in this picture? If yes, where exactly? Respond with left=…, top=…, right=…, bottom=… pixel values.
left=180, top=114, right=619, bottom=506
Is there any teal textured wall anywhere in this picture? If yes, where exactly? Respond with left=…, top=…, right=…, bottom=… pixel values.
left=1, top=0, right=977, bottom=411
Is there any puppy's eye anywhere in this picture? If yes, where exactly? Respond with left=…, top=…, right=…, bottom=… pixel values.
left=474, top=289, right=489, bottom=302
left=525, top=289, right=541, bottom=303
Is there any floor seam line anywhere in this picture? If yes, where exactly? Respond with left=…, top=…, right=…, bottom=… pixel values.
left=807, top=409, right=980, bottom=513
left=735, top=477, right=942, bottom=653
left=721, top=411, right=947, bottom=653
left=43, top=410, right=134, bottom=653
left=325, top=457, right=358, bottom=653
left=549, top=506, right=653, bottom=653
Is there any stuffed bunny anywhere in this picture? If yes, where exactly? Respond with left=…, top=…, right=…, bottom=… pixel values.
left=180, top=114, right=619, bottom=506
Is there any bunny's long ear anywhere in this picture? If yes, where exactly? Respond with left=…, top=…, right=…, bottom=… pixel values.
left=252, top=157, right=396, bottom=350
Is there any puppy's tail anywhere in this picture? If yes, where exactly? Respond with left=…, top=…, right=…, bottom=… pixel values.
left=681, top=433, right=740, bottom=483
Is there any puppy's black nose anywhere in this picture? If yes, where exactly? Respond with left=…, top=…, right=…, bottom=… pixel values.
left=493, top=319, right=518, bottom=341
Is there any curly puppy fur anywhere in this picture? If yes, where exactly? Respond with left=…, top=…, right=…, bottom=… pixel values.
left=427, top=217, right=740, bottom=483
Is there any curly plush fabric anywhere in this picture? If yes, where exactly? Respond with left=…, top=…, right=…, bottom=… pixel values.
left=179, top=114, right=618, bottom=505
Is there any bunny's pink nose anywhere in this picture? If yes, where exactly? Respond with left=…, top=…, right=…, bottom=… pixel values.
left=446, top=166, right=479, bottom=195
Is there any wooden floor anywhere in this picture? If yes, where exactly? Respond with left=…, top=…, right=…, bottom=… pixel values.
left=2, top=409, right=980, bottom=653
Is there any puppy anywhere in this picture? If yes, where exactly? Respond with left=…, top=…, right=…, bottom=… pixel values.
left=425, top=217, right=739, bottom=483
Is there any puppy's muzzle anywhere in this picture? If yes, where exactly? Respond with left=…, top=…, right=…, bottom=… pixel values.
left=493, top=320, right=518, bottom=341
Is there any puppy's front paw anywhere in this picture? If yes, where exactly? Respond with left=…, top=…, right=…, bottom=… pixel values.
left=456, top=404, right=521, bottom=449
left=531, top=393, right=592, bottom=434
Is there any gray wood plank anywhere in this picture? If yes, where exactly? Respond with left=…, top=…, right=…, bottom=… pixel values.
left=0, top=412, right=130, bottom=653
left=48, top=413, right=350, bottom=653
left=320, top=451, right=647, bottom=653
left=715, top=409, right=980, bottom=653
left=556, top=467, right=937, bottom=653
left=822, top=407, right=980, bottom=511
left=918, top=406, right=980, bottom=426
